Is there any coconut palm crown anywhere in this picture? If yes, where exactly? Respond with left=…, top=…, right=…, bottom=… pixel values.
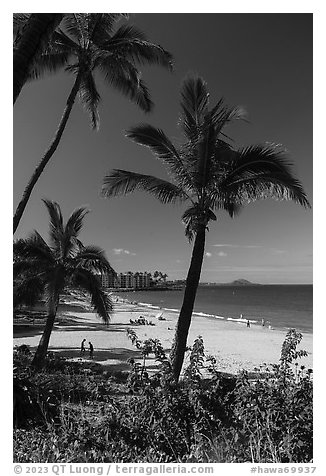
left=15, top=13, right=173, bottom=120
left=14, top=199, right=116, bottom=368
left=13, top=14, right=64, bottom=104
left=13, top=13, right=173, bottom=234
left=102, top=75, right=311, bottom=381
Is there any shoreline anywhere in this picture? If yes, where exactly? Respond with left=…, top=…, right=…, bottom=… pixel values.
left=13, top=296, right=313, bottom=375
left=113, top=293, right=313, bottom=336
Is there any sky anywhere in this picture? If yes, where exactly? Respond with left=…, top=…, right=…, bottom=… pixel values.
left=13, top=13, right=313, bottom=284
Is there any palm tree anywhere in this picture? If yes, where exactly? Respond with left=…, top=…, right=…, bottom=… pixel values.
left=14, top=199, right=116, bottom=368
left=13, top=13, right=64, bottom=104
left=102, top=75, right=311, bottom=381
left=13, top=13, right=173, bottom=234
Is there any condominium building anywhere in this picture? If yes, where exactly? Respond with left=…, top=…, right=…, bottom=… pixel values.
left=133, top=272, right=151, bottom=289
left=101, top=271, right=117, bottom=288
left=118, top=271, right=135, bottom=289
left=100, top=271, right=151, bottom=289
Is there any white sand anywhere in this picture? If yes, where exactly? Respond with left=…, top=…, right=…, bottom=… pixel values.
left=13, top=298, right=313, bottom=375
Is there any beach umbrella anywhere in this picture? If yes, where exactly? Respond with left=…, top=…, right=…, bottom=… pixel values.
left=156, top=311, right=163, bottom=320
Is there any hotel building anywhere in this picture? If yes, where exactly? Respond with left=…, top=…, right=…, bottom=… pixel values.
left=101, top=271, right=151, bottom=289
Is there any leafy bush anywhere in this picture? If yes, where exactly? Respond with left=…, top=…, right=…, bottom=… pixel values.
left=13, top=371, right=59, bottom=428
left=225, top=330, right=312, bottom=462
left=13, top=330, right=312, bottom=463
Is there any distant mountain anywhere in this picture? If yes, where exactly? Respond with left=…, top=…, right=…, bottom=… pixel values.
left=200, top=279, right=260, bottom=286
left=229, top=279, right=257, bottom=286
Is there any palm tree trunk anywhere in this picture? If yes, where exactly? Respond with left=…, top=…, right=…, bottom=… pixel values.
left=13, top=72, right=82, bottom=235
left=31, top=294, right=59, bottom=368
left=170, top=223, right=206, bottom=381
left=14, top=14, right=63, bottom=105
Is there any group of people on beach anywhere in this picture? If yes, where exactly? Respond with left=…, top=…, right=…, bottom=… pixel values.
left=80, top=338, right=94, bottom=358
left=130, top=316, right=155, bottom=326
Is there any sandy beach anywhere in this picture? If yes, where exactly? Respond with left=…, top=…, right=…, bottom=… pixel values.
left=13, top=296, right=313, bottom=375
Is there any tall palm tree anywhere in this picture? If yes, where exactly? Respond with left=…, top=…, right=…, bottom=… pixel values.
left=102, top=75, right=311, bottom=382
left=13, top=13, right=173, bottom=234
left=13, top=13, right=64, bottom=104
left=14, top=199, right=116, bottom=368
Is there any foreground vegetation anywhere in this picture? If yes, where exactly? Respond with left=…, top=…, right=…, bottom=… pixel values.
left=13, top=330, right=312, bottom=463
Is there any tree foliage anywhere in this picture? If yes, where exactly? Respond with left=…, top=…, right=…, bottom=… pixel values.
left=14, top=199, right=115, bottom=367
left=102, top=75, right=311, bottom=381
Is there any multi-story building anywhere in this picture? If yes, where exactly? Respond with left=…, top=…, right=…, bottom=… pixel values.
left=133, top=272, right=151, bottom=289
left=100, top=271, right=117, bottom=288
left=118, top=271, right=134, bottom=289
left=100, top=271, right=152, bottom=289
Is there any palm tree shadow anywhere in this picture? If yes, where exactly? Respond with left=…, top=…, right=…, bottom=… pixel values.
left=47, top=346, right=150, bottom=372
left=13, top=312, right=132, bottom=338
left=14, top=323, right=45, bottom=339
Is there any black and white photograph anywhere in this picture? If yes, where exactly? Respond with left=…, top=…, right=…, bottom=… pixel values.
left=12, top=7, right=315, bottom=469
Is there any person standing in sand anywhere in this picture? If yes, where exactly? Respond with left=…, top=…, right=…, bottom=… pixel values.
left=80, top=338, right=86, bottom=354
left=246, top=320, right=250, bottom=328
left=89, top=341, right=94, bottom=359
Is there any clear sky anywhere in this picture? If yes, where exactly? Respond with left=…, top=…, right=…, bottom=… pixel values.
left=13, top=13, right=312, bottom=284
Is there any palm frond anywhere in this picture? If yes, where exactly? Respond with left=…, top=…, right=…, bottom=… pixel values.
left=126, top=124, right=195, bottom=191
left=78, top=72, right=101, bottom=129
left=86, top=13, right=125, bottom=46
left=74, top=245, right=116, bottom=275
left=13, top=259, right=33, bottom=278
left=61, top=206, right=89, bottom=259
left=126, top=124, right=179, bottom=161
left=106, top=24, right=173, bottom=70
left=42, top=199, right=65, bottom=249
left=108, top=23, right=148, bottom=42
left=102, top=169, right=187, bottom=204
left=179, top=75, right=209, bottom=141
left=61, top=14, right=85, bottom=44
left=212, top=195, right=243, bottom=218
left=13, top=13, right=31, bottom=40
left=52, top=29, right=80, bottom=52
left=28, top=47, right=70, bottom=81
left=219, top=144, right=311, bottom=208
left=65, top=206, right=89, bottom=237
left=210, top=99, right=247, bottom=135
left=14, top=273, right=45, bottom=309
left=14, top=231, right=53, bottom=264
left=98, top=54, right=153, bottom=112
left=13, top=258, right=49, bottom=282
left=70, top=268, right=113, bottom=323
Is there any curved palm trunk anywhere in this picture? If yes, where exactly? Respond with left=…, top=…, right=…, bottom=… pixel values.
left=170, top=223, right=206, bottom=381
left=14, top=13, right=63, bottom=104
left=31, top=294, right=60, bottom=368
left=13, top=73, right=82, bottom=234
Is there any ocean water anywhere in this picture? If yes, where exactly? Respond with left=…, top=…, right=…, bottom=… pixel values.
left=118, top=285, right=313, bottom=334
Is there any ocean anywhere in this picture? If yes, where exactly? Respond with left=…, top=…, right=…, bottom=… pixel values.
left=118, top=285, right=313, bottom=334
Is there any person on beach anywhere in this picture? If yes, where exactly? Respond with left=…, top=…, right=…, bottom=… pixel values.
left=89, top=341, right=94, bottom=359
left=246, top=320, right=250, bottom=328
left=80, top=338, right=86, bottom=354
left=261, top=318, right=265, bottom=326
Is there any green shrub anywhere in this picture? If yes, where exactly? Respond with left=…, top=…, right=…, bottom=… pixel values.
left=13, top=372, right=59, bottom=428
left=13, top=330, right=313, bottom=463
